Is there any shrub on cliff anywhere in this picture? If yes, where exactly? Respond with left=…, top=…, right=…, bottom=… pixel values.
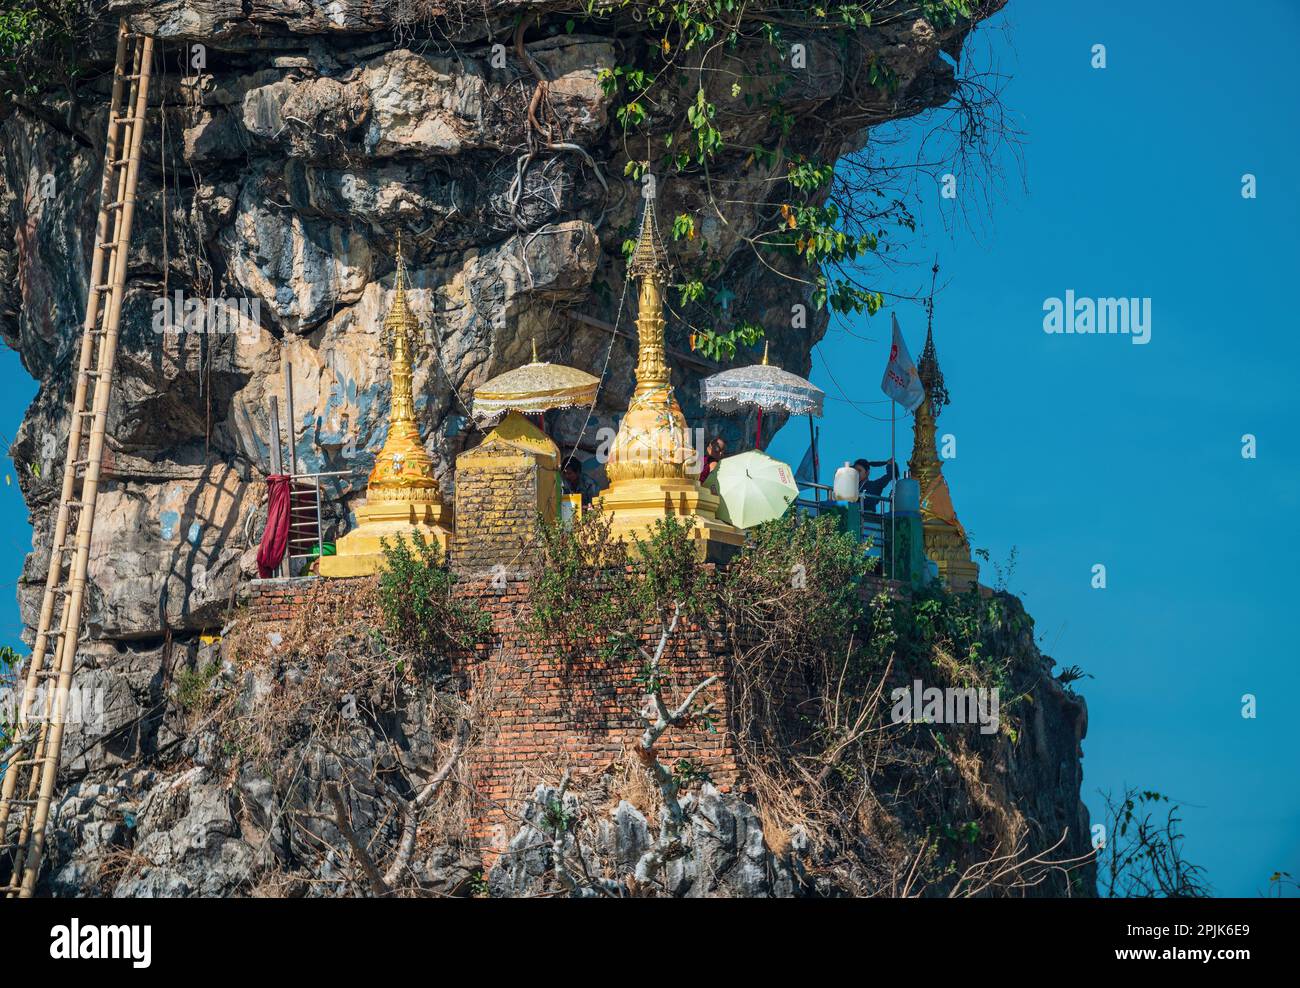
left=528, top=511, right=714, bottom=660
left=0, top=644, right=17, bottom=753
left=378, top=530, right=491, bottom=665
left=719, top=513, right=877, bottom=670
left=528, top=510, right=641, bottom=659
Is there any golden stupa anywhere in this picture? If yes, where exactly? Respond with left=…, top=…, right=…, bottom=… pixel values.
left=320, top=238, right=452, bottom=577
left=596, top=193, right=742, bottom=559
left=908, top=314, right=979, bottom=592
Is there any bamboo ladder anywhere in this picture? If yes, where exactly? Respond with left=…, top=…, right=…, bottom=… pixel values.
left=0, top=20, right=154, bottom=898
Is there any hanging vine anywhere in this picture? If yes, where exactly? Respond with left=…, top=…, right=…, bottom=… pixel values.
left=561, top=0, right=989, bottom=359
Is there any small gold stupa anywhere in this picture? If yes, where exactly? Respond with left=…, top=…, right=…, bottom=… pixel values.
left=908, top=314, right=979, bottom=591
left=320, top=238, right=452, bottom=577
left=596, top=192, right=742, bottom=559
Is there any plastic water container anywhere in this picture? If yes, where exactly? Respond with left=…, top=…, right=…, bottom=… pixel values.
left=833, top=462, right=859, bottom=502
left=893, top=477, right=921, bottom=515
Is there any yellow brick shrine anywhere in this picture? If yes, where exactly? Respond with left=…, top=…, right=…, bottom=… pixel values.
left=452, top=410, right=559, bottom=577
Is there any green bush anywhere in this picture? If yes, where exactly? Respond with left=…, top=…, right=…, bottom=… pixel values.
left=720, top=513, right=876, bottom=671
left=529, top=513, right=715, bottom=661
left=175, top=660, right=221, bottom=713
left=378, top=530, right=491, bottom=665
left=0, top=644, right=18, bottom=751
left=629, top=514, right=715, bottom=627
left=0, top=0, right=100, bottom=102
left=889, top=584, right=1030, bottom=696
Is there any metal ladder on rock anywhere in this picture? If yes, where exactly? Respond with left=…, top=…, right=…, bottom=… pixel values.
left=0, top=21, right=154, bottom=898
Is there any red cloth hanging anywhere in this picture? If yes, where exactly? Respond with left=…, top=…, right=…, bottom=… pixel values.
left=257, top=474, right=292, bottom=578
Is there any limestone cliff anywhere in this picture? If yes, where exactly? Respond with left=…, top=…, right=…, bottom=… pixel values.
left=0, top=1, right=1090, bottom=899
left=1, top=0, right=1001, bottom=652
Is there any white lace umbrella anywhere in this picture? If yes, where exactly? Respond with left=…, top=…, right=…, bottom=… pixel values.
left=699, top=342, right=824, bottom=446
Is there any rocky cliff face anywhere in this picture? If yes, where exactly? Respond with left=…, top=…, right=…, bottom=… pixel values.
left=1, top=0, right=999, bottom=656
left=2, top=1, right=1059, bottom=897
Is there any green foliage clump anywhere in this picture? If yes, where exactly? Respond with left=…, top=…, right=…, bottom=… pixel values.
left=688, top=319, right=766, bottom=361
left=629, top=514, right=715, bottom=626
left=529, top=511, right=713, bottom=661
left=720, top=513, right=875, bottom=669
left=175, top=660, right=221, bottom=713
left=378, top=530, right=491, bottom=665
left=0, top=0, right=101, bottom=104
left=889, top=583, right=1030, bottom=697
left=529, top=510, right=642, bottom=659
left=916, top=0, right=974, bottom=29
left=530, top=510, right=893, bottom=681
left=529, top=509, right=1037, bottom=736
left=0, top=643, right=19, bottom=750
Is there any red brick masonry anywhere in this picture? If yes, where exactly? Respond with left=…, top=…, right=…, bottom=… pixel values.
left=244, top=574, right=743, bottom=855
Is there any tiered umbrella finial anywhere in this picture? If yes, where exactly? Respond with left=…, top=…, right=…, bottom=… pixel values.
left=471, top=341, right=600, bottom=421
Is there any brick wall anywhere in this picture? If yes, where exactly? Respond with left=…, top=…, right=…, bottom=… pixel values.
left=243, top=572, right=761, bottom=860
left=243, top=576, right=326, bottom=625
left=460, top=578, right=739, bottom=854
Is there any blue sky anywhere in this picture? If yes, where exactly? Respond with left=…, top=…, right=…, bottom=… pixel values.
left=2, top=0, right=1296, bottom=896
left=0, top=359, right=35, bottom=651
left=767, top=0, right=1300, bottom=896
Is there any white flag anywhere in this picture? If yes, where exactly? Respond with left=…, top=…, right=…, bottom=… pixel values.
left=880, top=313, right=924, bottom=412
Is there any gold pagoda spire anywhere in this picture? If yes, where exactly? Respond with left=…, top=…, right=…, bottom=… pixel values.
left=908, top=330, right=946, bottom=493
left=627, top=195, right=671, bottom=400
left=320, top=234, right=453, bottom=577
left=368, top=234, right=438, bottom=498
left=628, top=195, right=669, bottom=277
left=605, top=192, right=687, bottom=483
left=907, top=263, right=978, bottom=590
left=595, top=182, right=741, bottom=558
left=909, top=263, right=950, bottom=493
left=386, top=236, right=418, bottom=425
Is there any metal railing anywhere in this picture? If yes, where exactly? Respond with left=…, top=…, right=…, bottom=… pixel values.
left=792, top=480, right=898, bottom=579
left=285, top=470, right=349, bottom=569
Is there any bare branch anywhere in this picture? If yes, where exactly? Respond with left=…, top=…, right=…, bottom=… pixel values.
left=324, top=782, right=390, bottom=897
left=382, top=716, right=470, bottom=888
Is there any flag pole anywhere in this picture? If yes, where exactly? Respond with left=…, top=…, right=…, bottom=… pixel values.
left=808, top=414, right=819, bottom=502
left=890, top=398, right=896, bottom=582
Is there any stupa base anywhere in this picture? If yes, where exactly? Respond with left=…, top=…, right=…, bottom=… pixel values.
left=935, top=558, right=980, bottom=593
left=318, top=497, right=452, bottom=578
left=922, top=519, right=980, bottom=593
left=596, top=477, right=744, bottom=562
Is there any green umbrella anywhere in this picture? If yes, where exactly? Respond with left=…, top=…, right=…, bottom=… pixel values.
left=705, top=450, right=799, bottom=529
